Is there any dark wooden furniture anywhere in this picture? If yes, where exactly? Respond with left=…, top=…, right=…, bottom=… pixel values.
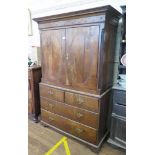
left=28, top=66, right=41, bottom=122
left=119, top=5, right=126, bottom=74
left=33, top=5, right=121, bottom=150
left=108, top=5, right=126, bottom=149
left=108, top=86, right=126, bottom=149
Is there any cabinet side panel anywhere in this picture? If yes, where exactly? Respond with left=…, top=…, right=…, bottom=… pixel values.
left=98, top=90, right=111, bottom=141
left=98, top=14, right=119, bottom=93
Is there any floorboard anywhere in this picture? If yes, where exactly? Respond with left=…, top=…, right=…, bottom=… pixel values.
left=28, top=120, right=125, bottom=155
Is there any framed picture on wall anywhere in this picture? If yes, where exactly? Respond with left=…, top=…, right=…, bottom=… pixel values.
left=28, top=8, right=33, bottom=36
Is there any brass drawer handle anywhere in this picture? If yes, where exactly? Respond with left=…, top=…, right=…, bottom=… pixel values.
left=49, top=104, right=54, bottom=109
left=48, top=90, right=54, bottom=95
left=78, top=97, right=84, bottom=105
left=76, top=112, right=83, bottom=118
left=75, top=128, right=84, bottom=134
left=49, top=117, right=54, bottom=121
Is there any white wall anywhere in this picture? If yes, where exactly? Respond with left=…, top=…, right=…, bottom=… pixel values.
left=28, top=0, right=126, bottom=47
left=28, top=0, right=126, bottom=65
left=30, top=0, right=125, bottom=18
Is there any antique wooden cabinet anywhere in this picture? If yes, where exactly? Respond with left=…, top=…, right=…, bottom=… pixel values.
left=33, top=5, right=121, bottom=149
left=28, top=66, right=41, bottom=122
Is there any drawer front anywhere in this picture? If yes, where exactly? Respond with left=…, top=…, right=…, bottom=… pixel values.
left=41, top=109, right=97, bottom=144
left=113, top=90, right=126, bottom=105
left=110, top=115, right=126, bottom=147
left=40, top=97, right=99, bottom=129
left=40, top=84, right=64, bottom=102
left=113, top=104, right=126, bottom=117
left=65, top=92, right=99, bottom=113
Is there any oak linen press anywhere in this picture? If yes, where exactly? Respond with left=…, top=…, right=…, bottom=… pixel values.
left=33, top=5, right=121, bottom=150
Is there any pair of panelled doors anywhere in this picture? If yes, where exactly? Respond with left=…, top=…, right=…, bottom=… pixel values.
left=41, top=25, right=100, bottom=91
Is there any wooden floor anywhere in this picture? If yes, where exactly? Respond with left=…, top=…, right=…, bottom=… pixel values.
left=28, top=120, right=125, bottom=155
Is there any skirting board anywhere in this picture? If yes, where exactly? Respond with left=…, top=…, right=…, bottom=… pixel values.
left=40, top=120, right=109, bottom=152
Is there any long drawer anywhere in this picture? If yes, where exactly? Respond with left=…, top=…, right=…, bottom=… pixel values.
left=41, top=109, right=97, bottom=144
left=41, top=97, right=99, bottom=129
left=65, top=92, right=99, bottom=113
left=40, top=84, right=65, bottom=102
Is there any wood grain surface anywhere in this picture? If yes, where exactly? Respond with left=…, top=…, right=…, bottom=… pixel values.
left=28, top=119, right=125, bottom=155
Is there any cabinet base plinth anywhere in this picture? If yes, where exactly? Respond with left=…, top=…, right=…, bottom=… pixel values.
left=40, top=120, right=109, bottom=152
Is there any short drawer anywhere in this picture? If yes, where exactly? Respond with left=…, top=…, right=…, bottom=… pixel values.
left=40, top=84, right=65, bottom=102
left=113, top=90, right=126, bottom=105
left=65, top=92, right=99, bottom=113
left=41, top=109, right=97, bottom=144
left=41, top=97, right=99, bottom=128
left=113, top=104, right=126, bottom=117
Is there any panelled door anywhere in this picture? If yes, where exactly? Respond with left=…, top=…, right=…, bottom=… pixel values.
left=65, top=26, right=99, bottom=90
left=41, top=26, right=99, bottom=91
left=41, top=29, right=66, bottom=84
